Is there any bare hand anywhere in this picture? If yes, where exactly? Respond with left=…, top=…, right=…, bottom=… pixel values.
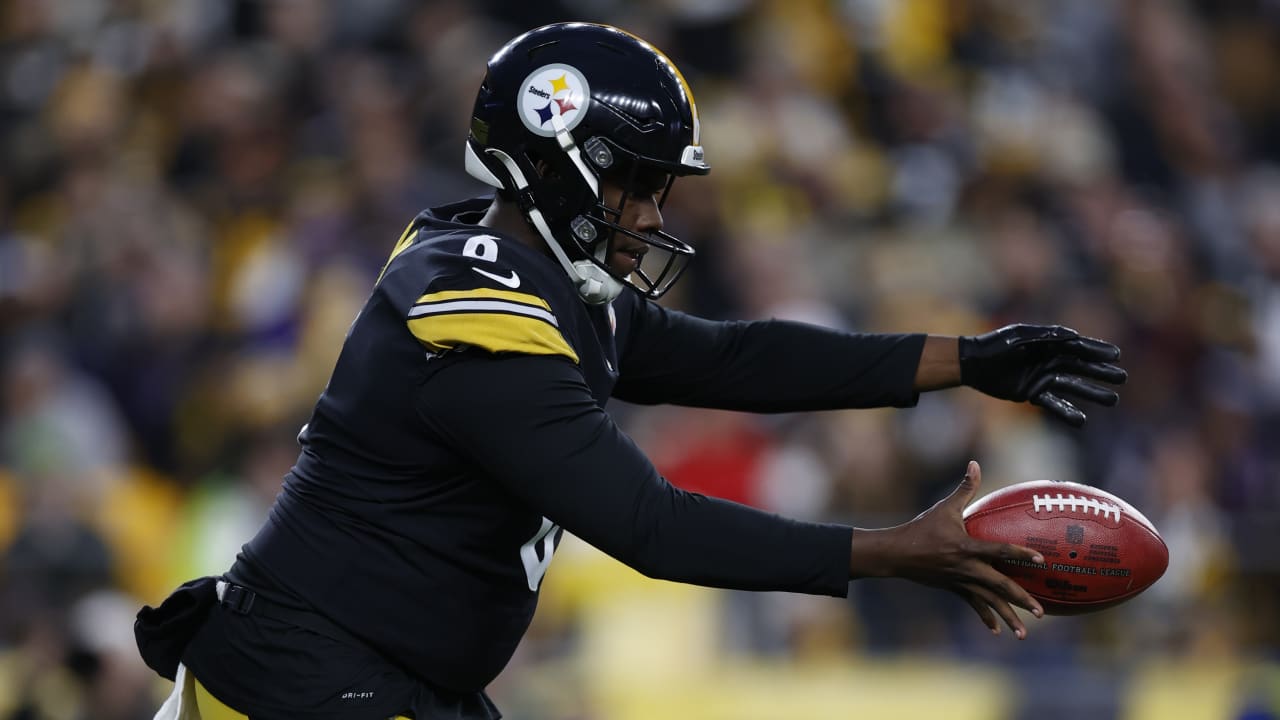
left=850, top=460, right=1045, bottom=638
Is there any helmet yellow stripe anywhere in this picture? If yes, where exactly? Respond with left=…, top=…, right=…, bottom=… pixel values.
left=601, top=24, right=700, bottom=143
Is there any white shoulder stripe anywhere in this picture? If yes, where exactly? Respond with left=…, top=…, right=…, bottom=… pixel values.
left=408, top=299, right=558, bottom=326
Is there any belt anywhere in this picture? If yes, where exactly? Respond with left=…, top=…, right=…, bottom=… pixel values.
left=215, top=579, right=364, bottom=650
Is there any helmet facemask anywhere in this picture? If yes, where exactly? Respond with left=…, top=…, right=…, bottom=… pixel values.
left=563, top=136, right=696, bottom=300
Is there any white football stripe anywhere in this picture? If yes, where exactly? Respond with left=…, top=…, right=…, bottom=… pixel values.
left=409, top=299, right=558, bottom=326
left=1032, top=493, right=1121, bottom=522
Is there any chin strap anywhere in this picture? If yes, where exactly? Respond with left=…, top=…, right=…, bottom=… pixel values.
left=480, top=124, right=624, bottom=305
left=527, top=202, right=623, bottom=305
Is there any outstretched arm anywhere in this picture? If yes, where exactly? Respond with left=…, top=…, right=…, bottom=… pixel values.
left=421, top=353, right=1048, bottom=637
left=612, top=298, right=926, bottom=412
left=614, top=299, right=1126, bottom=425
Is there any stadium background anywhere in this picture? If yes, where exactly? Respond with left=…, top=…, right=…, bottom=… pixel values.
left=1, top=0, right=1278, bottom=718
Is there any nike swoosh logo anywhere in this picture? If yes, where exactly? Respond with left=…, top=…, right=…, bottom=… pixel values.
left=471, top=267, right=521, bottom=288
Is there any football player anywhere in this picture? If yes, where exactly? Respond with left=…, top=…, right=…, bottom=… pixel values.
left=137, top=22, right=1127, bottom=720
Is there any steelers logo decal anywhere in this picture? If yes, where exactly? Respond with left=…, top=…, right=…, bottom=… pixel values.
left=518, top=63, right=591, bottom=137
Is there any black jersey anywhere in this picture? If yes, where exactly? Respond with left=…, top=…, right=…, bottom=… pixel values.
left=196, top=198, right=926, bottom=698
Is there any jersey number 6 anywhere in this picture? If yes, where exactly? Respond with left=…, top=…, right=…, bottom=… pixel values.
left=463, top=235, right=500, bottom=263
left=520, top=517, right=560, bottom=592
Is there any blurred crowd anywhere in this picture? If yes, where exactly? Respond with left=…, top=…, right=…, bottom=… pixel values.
left=1, top=0, right=1278, bottom=718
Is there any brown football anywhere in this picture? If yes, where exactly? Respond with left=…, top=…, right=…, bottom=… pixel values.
left=963, top=480, right=1169, bottom=615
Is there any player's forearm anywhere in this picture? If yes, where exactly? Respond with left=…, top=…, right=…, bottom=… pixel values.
left=913, top=335, right=962, bottom=392
left=615, top=305, right=927, bottom=411
left=620, top=488, right=853, bottom=596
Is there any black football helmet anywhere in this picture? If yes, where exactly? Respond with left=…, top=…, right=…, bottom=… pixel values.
left=465, top=22, right=710, bottom=304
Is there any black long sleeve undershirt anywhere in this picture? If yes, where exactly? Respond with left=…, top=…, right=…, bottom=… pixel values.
left=418, top=354, right=853, bottom=597
left=613, top=297, right=927, bottom=412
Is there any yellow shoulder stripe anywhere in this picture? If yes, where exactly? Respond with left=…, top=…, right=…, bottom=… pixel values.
left=377, top=220, right=418, bottom=284
left=408, top=287, right=576, bottom=361
left=408, top=313, right=579, bottom=363
left=414, top=288, right=551, bottom=311
left=610, top=25, right=699, bottom=140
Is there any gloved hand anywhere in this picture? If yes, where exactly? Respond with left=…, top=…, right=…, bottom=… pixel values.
left=958, top=324, right=1127, bottom=427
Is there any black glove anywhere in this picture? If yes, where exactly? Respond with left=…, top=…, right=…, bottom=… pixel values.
left=958, top=324, right=1127, bottom=427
